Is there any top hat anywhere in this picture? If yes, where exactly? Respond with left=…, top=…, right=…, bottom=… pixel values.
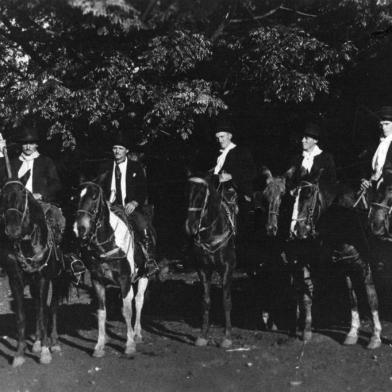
left=377, top=106, right=392, bottom=121
left=16, top=125, right=40, bottom=144
left=215, top=118, right=235, bottom=136
left=303, top=122, right=321, bottom=140
left=112, top=131, right=130, bottom=149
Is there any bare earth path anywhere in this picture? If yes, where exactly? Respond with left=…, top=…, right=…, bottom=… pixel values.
left=1, top=270, right=392, bottom=392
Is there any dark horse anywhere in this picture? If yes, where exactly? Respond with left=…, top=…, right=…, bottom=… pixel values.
left=260, top=170, right=381, bottom=349
left=185, top=175, right=236, bottom=348
left=74, top=181, right=150, bottom=357
left=0, top=178, right=69, bottom=367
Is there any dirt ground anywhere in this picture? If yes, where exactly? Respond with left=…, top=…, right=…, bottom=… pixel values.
left=2, top=267, right=392, bottom=392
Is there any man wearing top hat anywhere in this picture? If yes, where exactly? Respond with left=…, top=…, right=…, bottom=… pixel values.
left=213, top=117, right=257, bottom=268
left=286, top=122, right=336, bottom=193
left=360, top=106, right=392, bottom=190
left=98, top=131, right=158, bottom=276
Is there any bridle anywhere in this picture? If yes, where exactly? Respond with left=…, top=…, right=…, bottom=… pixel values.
left=187, top=176, right=234, bottom=253
left=187, top=177, right=210, bottom=235
left=291, top=181, right=321, bottom=238
left=2, top=180, right=54, bottom=272
left=2, top=180, right=29, bottom=228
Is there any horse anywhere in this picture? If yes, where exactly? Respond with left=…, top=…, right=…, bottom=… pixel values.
left=185, top=174, right=236, bottom=348
left=289, top=175, right=381, bottom=349
left=0, top=178, right=70, bottom=367
left=74, top=181, right=150, bottom=357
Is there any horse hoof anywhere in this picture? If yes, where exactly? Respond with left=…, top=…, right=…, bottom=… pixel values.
left=51, top=344, right=62, bottom=353
left=134, top=335, right=143, bottom=344
left=92, top=349, right=105, bottom=358
left=40, top=347, right=52, bottom=364
left=302, top=330, right=312, bottom=342
left=367, top=336, right=382, bottom=350
left=343, top=334, right=358, bottom=346
left=220, top=338, right=232, bottom=349
left=125, top=343, right=136, bottom=356
left=32, top=340, right=42, bottom=353
left=195, top=337, right=208, bottom=347
left=12, top=356, right=25, bottom=367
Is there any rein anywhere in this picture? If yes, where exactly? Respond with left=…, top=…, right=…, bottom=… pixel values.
left=77, top=182, right=121, bottom=259
left=188, top=177, right=235, bottom=254
left=291, top=181, right=321, bottom=238
left=2, top=180, right=57, bottom=273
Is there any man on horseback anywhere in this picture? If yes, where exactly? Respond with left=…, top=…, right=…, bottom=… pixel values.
left=287, top=122, right=337, bottom=195
left=9, top=122, right=66, bottom=243
left=98, top=131, right=158, bottom=277
left=360, top=106, right=392, bottom=191
left=213, top=117, right=257, bottom=268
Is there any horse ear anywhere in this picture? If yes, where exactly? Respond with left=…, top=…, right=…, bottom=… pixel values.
left=261, top=166, right=273, bottom=184
left=283, top=166, right=296, bottom=180
left=19, top=170, right=31, bottom=186
left=95, top=171, right=108, bottom=186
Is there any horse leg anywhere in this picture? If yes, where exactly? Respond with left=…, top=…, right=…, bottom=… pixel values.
left=8, top=271, right=27, bottom=367
left=219, top=250, right=234, bottom=349
left=29, top=279, right=42, bottom=354
left=363, top=266, right=382, bottom=350
left=49, top=279, right=61, bottom=353
left=122, top=284, right=136, bottom=356
left=134, top=277, right=149, bottom=343
left=302, top=265, right=313, bottom=342
left=38, top=278, right=52, bottom=364
left=343, top=274, right=360, bottom=346
left=195, top=267, right=213, bottom=347
left=92, top=280, right=107, bottom=358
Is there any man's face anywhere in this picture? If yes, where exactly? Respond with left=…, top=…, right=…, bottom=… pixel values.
left=22, top=143, right=38, bottom=156
left=380, top=121, right=392, bottom=137
left=112, top=145, right=129, bottom=162
left=216, top=131, right=232, bottom=149
left=302, top=136, right=318, bottom=152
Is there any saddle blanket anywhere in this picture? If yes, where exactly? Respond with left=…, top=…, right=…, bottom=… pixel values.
left=109, top=209, right=136, bottom=275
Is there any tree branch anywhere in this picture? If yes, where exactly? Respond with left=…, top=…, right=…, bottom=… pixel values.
left=229, top=4, right=317, bottom=24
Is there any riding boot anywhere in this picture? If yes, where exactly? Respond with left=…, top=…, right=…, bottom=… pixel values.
left=140, top=229, right=159, bottom=277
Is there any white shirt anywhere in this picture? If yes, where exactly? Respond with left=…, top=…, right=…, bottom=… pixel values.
left=110, top=159, right=128, bottom=205
left=18, top=151, right=40, bottom=193
left=301, top=145, right=322, bottom=173
left=214, top=142, right=236, bottom=175
left=371, top=133, right=392, bottom=181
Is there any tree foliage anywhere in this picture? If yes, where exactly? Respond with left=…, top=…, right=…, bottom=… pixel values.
left=0, top=0, right=391, bottom=152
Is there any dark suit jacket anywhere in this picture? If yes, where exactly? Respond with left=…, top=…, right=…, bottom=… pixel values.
left=11, top=155, right=62, bottom=202
left=291, top=151, right=337, bottom=190
left=98, top=159, right=147, bottom=206
left=216, top=146, right=257, bottom=198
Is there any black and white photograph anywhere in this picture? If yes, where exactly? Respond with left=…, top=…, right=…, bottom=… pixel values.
left=1, top=1, right=392, bottom=391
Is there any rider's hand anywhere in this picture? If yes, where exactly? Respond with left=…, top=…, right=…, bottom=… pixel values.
left=360, top=179, right=371, bottom=192
left=125, top=200, right=138, bottom=215
left=219, top=172, right=232, bottom=183
left=33, top=193, right=43, bottom=201
left=0, top=134, right=6, bottom=157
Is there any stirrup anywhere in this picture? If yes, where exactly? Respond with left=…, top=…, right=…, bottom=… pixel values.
left=69, top=255, right=86, bottom=286
left=145, top=259, right=159, bottom=278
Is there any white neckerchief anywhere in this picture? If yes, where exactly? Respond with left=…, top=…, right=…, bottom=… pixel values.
left=18, top=151, right=40, bottom=193
left=214, top=142, right=236, bottom=175
left=371, top=133, right=392, bottom=181
left=110, top=158, right=128, bottom=205
left=301, top=145, right=322, bottom=173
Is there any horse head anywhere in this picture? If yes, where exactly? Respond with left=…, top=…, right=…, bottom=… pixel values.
left=257, top=167, right=287, bottom=237
left=0, top=175, right=36, bottom=241
left=74, top=181, right=105, bottom=242
left=185, top=174, right=214, bottom=237
left=291, top=169, right=325, bottom=240
left=369, top=180, right=392, bottom=239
